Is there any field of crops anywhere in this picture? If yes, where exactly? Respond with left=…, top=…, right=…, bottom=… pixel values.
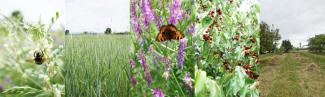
left=64, top=34, right=131, bottom=97
left=259, top=52, right=325, bottom=97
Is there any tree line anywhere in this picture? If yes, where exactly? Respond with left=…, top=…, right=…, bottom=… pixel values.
left=260, top=21, right=324, bottom=54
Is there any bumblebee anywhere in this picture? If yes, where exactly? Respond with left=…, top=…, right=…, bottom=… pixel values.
left=33, top=50, right=47, bottom=65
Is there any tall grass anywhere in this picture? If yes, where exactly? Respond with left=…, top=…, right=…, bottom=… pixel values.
left=64, top=34, right=131, bottom=97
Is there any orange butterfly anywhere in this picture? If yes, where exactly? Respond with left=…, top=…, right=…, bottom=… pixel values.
left=156, top=24, right=184, bottom=42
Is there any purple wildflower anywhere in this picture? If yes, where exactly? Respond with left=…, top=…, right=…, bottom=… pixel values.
left=178, top=38, right=187, bottom=68
left=183, top=72, right=192, bottom=89
left=131, top=0, right=140, bottom=37
left=153, top=88, right=165, bottom=97
left=130, top=59, right=136, bottom=68
left=188, top=23, right=195, bottom=36
left=137, top=51, right=152, bottom=86
left=130, top=75, right=137, bottom=86
left=141, top=0, right=155, bottom=28
left=168, top=0, right=182, bottom=25
left=0, top=83, right=3, bottom=92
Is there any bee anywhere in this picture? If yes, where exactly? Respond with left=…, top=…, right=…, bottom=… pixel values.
left=33, top=50, right=47, bottom=65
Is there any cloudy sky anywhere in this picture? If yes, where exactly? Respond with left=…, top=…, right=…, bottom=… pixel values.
left=0, top=0, right=129, bottom=33
left=0, top=0, right=65, bottom=30
left=66, top=0, right=129, bottom=33
left=260, top=0, right=325, bottom=47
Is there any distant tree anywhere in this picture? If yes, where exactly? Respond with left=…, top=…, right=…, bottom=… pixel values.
left=105, top=27, right=112, bottom=34
left=65, top=30, right=70, bottom=35
left=260, top=21, right=281, bottom=54
left=83, top=31, right=88, bottom=34
left=280, top=40, right=293, bottom=53
left=308, top=34, right=325, bottom=53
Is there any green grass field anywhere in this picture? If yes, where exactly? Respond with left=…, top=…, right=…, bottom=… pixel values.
left=259, top=52, right=325, bottom=97
left=64, top=34, right=131, bottom=97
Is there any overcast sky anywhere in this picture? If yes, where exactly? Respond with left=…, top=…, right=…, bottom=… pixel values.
left=66, top=0, right=129, bottom=33
left=0, top=0, right=65, bottom=30
left=260, top=0, right=325, bottom=47
left=0, top=0, right=129, bottom=33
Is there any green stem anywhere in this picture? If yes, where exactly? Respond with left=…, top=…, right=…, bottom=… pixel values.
left=171, top=71, right=185, bottom=97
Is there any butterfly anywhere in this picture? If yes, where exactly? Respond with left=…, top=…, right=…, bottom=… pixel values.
left=156, top=24, right=184, bottom=42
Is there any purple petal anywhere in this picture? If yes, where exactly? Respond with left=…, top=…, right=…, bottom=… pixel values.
left=137, top=51, right=152, bottom=86
left=178, top=38, right=187, bottom=68
left=153, top=88, right=165, bottom=97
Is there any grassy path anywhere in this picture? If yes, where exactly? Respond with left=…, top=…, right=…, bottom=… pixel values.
left=259, top=53, right=325, bottom=97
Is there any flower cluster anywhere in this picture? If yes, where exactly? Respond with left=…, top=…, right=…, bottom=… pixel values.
left=130, top=0, right=195, bottom=96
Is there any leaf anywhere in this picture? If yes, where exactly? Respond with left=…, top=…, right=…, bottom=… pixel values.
left=2, top=86, right=44, bottom=96
left=195, top=68, right=207, bottom=97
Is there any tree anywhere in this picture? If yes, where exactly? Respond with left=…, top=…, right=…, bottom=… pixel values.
left=280, top=40, right=293, bottom=53
left=260, top=21, right=281, bottom=54
left=308, top=34, right=325, bottom=53
left=65, top=30, right=70, bottom=35
left=104, top=27, right=112, bottom=34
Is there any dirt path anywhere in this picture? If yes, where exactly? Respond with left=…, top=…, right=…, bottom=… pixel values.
left=259, top=53, right=325, bottom=97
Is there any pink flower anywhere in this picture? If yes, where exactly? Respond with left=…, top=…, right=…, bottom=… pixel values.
left=153, top=88, right=165, bottom=97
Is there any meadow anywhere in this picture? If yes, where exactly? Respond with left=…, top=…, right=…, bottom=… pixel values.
left=64, top=34, right=131, bottom=97
left=259, top=52, right=325, bottom=97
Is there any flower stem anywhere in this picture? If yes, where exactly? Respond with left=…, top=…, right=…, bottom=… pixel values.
left=171, top=70, right=185, bottom=97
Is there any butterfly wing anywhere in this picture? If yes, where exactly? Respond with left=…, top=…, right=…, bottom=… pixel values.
left=167, top=24, right=184, bottom=40
left=172, top=31, right=184, bottom=40
left=156, top=25, right=168, bottom=42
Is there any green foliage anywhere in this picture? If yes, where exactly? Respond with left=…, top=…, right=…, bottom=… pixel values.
left=281, top=40, right=293, bottom=53
left=260, top=21, right=281, bottom=54
left=64, top=35, right=131, bottom=97
left=0, top=11, right=64, bottom=97
left=308, top=34, right=325, bottom=53
left=195, top=0, right=260, bottom=96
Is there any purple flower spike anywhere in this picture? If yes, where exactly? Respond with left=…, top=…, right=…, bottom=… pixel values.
left=130, top=59, right=136, bottom=68
left=131, top=0, right=140, bottom=37
left=141, top=0, right=155, bottom=28
left=137, top=51, right=152, bottom=86
left=178, top=38, right=187, bottom=68
left=168, top=0, right=182, bottom=25
left=153, top=88, right=165, bottom=97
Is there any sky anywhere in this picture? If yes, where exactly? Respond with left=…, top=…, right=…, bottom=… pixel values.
left=66, top=0, right=129, bottom=33
left=0, top=0, right=65, bottom=30
left=0, top=0, right=130, bottom=33
left=260, top=0, right=325, bottom=47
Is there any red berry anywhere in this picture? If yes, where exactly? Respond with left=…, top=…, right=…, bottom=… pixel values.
left=217, top=9, right=222, bottom=15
